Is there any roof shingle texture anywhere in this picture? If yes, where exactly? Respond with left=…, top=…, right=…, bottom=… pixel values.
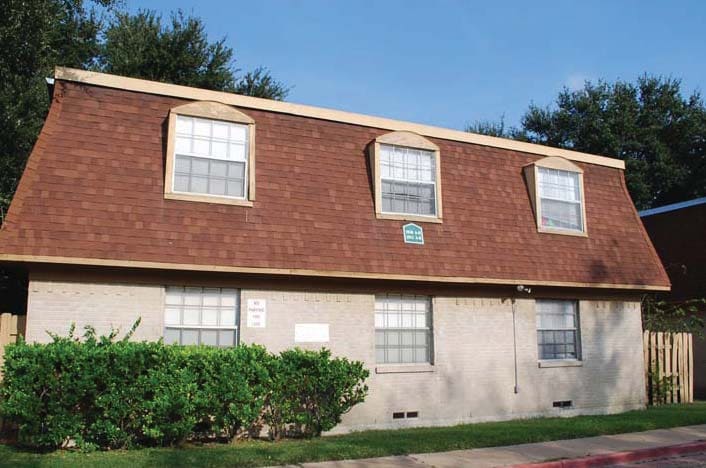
left=0, top=81, right=670, bottom=288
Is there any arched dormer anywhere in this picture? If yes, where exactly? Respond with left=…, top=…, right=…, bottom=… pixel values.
left=164, top=101, right=256, bottom=206
left=369, top=131, right=443, bottom=223
left=524, top=156, right=587, bottom=236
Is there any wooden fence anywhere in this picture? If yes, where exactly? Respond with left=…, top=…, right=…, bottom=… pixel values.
left=0, top=313, right=25, bottom=371
left=643, top=330, right=693, bottom=405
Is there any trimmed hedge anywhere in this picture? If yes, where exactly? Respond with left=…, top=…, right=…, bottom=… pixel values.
left=0, top=325, right=368, bottom=450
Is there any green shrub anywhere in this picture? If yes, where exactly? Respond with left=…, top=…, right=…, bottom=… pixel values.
left=0, top=325, right=368, bottom=450
left=266, top=348, right=369, bottom=439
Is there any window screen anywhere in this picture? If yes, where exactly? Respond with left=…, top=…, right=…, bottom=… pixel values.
left=380, top=144, right=437, bottom=216
left=375, top=295, right=433, bottom=364
left=164, top=286, right=239, bottom=347
left=537, top=167, right=583, bottom=231
left=173, top=115, right=248, bottom=199
left=536, top=300, right=580, bottom=360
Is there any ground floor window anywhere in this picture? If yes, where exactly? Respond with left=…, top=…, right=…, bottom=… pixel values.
left=536, top=299, right=580, bottom=360
left=163, top=286, right=239, bottom=346
left=375, top=294, right=433, bottom=364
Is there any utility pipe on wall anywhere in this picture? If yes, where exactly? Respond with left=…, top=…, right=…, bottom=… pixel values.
left=511, top=285, right=532, bottom=395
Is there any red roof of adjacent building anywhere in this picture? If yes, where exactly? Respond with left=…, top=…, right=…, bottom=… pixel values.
left=0, top=69, right=670, bottom=290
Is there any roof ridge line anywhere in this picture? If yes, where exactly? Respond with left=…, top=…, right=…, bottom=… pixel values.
left=54, top=67, right=625, bottom=170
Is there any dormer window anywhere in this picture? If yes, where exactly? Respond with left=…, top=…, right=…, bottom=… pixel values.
left=165, top=101, right=256, bottom=206
left=370, top=131, right=442, bottom=223
left=525, top=157, right=586, bottom=236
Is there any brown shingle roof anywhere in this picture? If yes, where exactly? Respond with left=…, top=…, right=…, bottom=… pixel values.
left=0, top=77, right=670, bottom=290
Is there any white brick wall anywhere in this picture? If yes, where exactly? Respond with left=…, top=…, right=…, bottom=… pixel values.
left=26, top=279, right=163, bottom=342
left=26, top=278, right=646, bottom=432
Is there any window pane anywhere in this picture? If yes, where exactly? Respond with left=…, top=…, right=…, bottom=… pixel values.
left=163, top=287, right=238, bottom=347
left=181, top=329, right=199, bottom=345
left=212, top=122, right=229, bottom=139
left=218, top=330, right=236, bottom=347
left=175, top=137, right=192, bottom=154
left=212, top=141, right=228, bottom=158
left=380, top=180, right=436, bottom=216
left=176, top=116, right=192, bottom=134
left=201, top=330, right=218, bottom=346
left=164, top=307, right=180, bottom=325
left=230, top=125, right=247, bottom=142
left=538, top=167, right=583, bottom=231
left=228, top=162, right=244, bottom=178
left=375, top=295, right=432, bottom=364
left=183, top=308, right=200, bottom=325
left=165, top=288, right=183, bottom=305
left=202, top=308, right=218, bottom=326
left=229, top=143, right=246, bottom=161
left=193, top=138, right=210, bottom=156
left=541, top=198, right=582, bottom=231
left=209, top=179, right=226, bottom=196
left=400, top=348, right=414, bottom=363
left=171, top=117, right=248, bottom=198
left=220, top=309, right=236, bottom=326
left=164, top=328, right=180, bottom=344
left=210, top=161, right=227, bottom=177
left=191, top=176, right=208, bottom=193
left=226, top=181, right=244, bottom=197
left=193, top=119, right=211, bottom=137
left=536, top=300, right=579, bottom=360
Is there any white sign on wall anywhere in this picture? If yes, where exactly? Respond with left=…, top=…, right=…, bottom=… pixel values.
left=294, top=323, right=329, bottom=343
left=246, top=299, right=267, bottom=328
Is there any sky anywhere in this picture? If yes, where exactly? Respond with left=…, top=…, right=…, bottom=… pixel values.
left=128, top=0, right=706, bottom=131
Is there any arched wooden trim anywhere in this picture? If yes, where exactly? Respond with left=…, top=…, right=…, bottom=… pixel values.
left=170, top=101, right=254, bottom=124
left=164, top=101, right=256, bottom=205
left=529, top=155, right=583, bottom=173
left=524, top=156, right=587, bottom=236
left=368, top=131, right=443, bottom=223
left=375, top=131, right=439, bottom=151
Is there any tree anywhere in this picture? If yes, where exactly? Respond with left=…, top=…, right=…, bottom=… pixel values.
left=0, top=0, right=115, bottom=219
left=469, top=76, right=706, bottom=210
left=466, top=115, right=519, bottom=139
left=97, top=10, right=290, bottom=99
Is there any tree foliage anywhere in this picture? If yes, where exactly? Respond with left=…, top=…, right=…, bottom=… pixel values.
left=642, top=295, right=706, bottom=337
left=0, top=324, right=368, bottom=449
left=97, top=10, right=289, bottom=100
left=0, top=3, right=288, bottom=219
left=0, top=0, right=114, bottom=218
left=469, top=76, right=706, bottom=210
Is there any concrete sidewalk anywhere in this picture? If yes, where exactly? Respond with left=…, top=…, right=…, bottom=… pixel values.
left=283, top=424, right=706, bottom=468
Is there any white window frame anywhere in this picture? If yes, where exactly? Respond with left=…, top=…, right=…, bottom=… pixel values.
left=536, top=299, right=581, bottom=361
left=171, top=115, right=250, bottom=201
left=165, top=101, right=256, bottom=207
left=163, top=286, right=240, bottom=347
left=375, top=294, right=434, bottom=364
left=370, top=131, right=443, bottom=223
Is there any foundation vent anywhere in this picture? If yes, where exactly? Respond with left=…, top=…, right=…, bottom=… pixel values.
left=392, top=411, right=419, bottom=420
left=553, top=400, right=573, bottom=409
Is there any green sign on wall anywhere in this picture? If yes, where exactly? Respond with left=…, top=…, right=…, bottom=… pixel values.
left=403, top=223, right=424, bottom=245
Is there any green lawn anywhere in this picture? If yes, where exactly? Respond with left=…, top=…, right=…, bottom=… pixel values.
left=2, top=403, right=705, bottom=467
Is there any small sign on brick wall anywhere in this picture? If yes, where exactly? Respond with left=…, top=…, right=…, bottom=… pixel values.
left=403, top=223, right=424, bottom=244
left=294, top=323, right=329, bottom=343
left=246, top=299, right=266, bottom=328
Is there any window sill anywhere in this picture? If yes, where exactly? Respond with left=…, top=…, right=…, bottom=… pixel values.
left=376, top=363, right=435, bottom=374
left=376, top=213, right=443, bottom=224
left=537, top=227, right=588, bottom=238
left=164, top=192, right=254, bottom=207
left=538, top=359, right=583, bottom=368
